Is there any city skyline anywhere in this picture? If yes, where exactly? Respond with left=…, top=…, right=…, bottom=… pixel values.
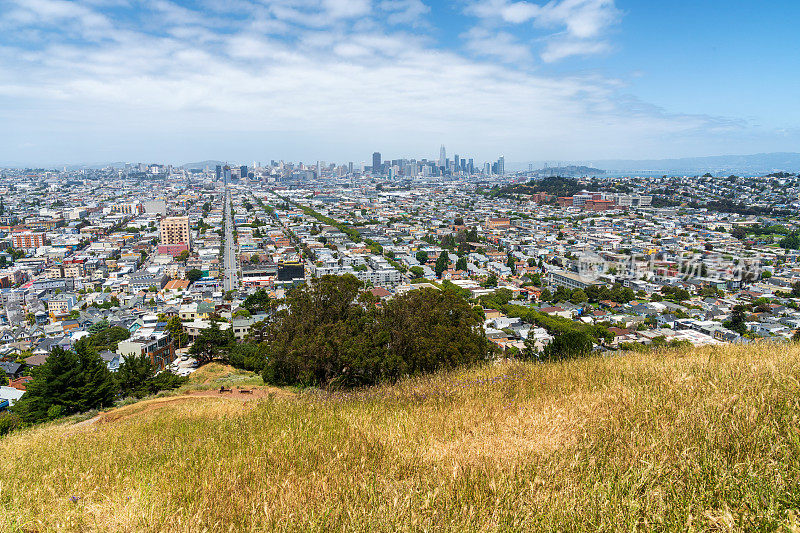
left=1, top=0, right=799, bottom=165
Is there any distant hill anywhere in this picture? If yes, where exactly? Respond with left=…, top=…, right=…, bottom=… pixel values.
left=181, top=160, right=225, bottom=170
left=488, top=176, right=582, bottom=198
left=530, top=165, right=605, bottom=177
left=516, top=152, right=800, bottom=176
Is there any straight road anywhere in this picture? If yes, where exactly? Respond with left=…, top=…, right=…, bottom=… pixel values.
left=223, top=187, right=238, bottom=292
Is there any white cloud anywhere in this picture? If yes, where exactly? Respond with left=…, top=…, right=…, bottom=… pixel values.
left=4, top=0, right=113, bottom=37
left=379, top=0, right=430, bottom=25
left=147, top=0, right=215, bottom=27
left=535, top=0, right=619, bottom=39
left=0, top=0, right=767, bottom=165
left=540, top=37, right=611, bottom=62
left=323, top=0, right=371, bottom=19
left=463, top=27, right=532, bottom=63
left=465, top=0, right=620, bottom=61
left=500, top=2, right=539, bottom=23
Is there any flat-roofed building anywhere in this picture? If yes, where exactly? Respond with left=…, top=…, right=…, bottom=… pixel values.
left=159, top=216, right=192, bottom=250
left=12, top=231, right=46, bottom=250
left=117, top=329, right=174, bottom=370
left=547, top=269, right=603, bottom=290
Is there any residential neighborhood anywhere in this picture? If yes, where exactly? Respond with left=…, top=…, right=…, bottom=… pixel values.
left=2, top=160, right=800, bottom=410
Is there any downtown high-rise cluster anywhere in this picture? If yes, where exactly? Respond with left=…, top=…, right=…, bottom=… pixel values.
left=370, top=146, right=505, bottom=179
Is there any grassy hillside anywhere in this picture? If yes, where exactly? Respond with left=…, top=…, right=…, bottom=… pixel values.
left=3, top=343, right=800, bottom=531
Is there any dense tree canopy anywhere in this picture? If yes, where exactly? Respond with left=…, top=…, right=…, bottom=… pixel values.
left=115, top=353, right=186, bottom=399
left=543, top=331, right=594, bottom=360
left=14, top=346, right=116, bottom=423
left=257, top=275, right=491, bottom=388
left=75, top=324, right=131, bottom=353
left=243, top=289, right=273, bottom=314
left=189, top=322, right=235, bottom=365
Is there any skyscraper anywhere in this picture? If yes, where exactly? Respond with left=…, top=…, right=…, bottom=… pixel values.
left=497, top=156, right=505, bottom=176
left=240, top=165, right=248, bottom=181
left=215, top=165, right=222, bottom=181
left=439, top=145, right=446, bottom=168
left=372, top=152, right=381, bottom=173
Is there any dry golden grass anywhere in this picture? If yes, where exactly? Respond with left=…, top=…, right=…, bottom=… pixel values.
left=3, top=342, right=800, bottom=531
left=186, top=362, right=246, bottom=385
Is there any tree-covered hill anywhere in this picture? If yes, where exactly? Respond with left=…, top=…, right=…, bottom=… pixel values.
left=486, top=176, right=583, bottom=199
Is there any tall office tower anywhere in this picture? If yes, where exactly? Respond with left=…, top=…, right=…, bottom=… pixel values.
left=348, top=162, right=354, bottom=174
left=468, top=158, right=474, bottom=174
left=497, top=156, right=505, bottom=176
left=372, top=152, right=382, bottom=172
left=461, top=158, right=466, bottom=172
left=484, top=162, right=491, bottom=175
left=439, top=145, right=446, bottom=168
left=240, top=165, right=248, bottom=181
left=454, top=154, right=460, bottom=171
left=223, top=165, right=231, bottom=185
left=160, top=216, right=192, bottom=250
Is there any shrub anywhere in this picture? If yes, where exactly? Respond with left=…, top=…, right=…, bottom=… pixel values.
left=0, top=412, right=21, bottom=436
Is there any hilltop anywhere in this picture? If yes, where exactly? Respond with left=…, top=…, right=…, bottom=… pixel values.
left=3, top=343, right=800, bottom=531
left=529, top=165, right=605, bottom=177
left=514, top=152, right=800, bottom=175
left=487, top=176, right=582, bottom=199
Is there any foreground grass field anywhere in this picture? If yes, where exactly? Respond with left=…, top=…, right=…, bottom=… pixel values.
left=3, top=342, right=800, bottom=531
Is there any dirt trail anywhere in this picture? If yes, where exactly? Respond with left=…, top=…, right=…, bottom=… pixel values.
left=188, top=386, right=295, bottom=400
left=70, top=386, right=295, bottom=430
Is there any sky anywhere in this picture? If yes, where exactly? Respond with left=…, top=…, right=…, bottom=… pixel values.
left=0, top=0, right=799, bottom=166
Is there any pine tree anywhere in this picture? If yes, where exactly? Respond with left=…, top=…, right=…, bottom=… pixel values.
left=165, top=316, right=188, bottom=349
left=543, top=331, right=594, bottom=360
left=435, top=251, right=449, bottom=278
left=189, top=322, right=234, bottom=365
left=115, top=353, right=155, bottom=398
left=14, top=346, right=115, bottom=423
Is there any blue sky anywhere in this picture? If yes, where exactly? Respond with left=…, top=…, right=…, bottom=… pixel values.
left=0, top=0, right=798, bottom=166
